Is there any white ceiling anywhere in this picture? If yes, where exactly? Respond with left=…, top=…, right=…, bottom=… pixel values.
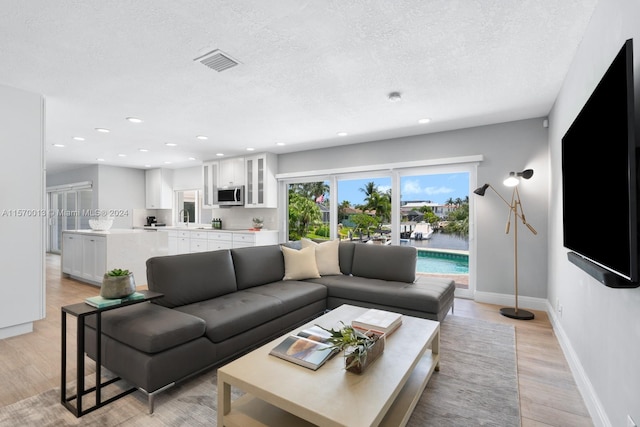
left=0, top=0, right=597, bottom=174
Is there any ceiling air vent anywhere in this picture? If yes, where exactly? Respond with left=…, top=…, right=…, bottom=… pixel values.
left=194, top=49, right=240, bottom=72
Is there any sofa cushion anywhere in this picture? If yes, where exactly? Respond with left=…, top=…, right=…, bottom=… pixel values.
left=338, top=241, right=356, bottom=275
left=231, top=245, right=286, bottom=290
left=281, top=245, right=321, bottom=280
left=87, top=303, right=206, bottom=354
left=175, top=290, right=284, bottom=343
left=245, top=280, right=327, bottom=312
left=301, top=238, right=342, bottom=276
left=146, top=250, right=237, bottom=308
left=351, top=243, right=417, bottom=283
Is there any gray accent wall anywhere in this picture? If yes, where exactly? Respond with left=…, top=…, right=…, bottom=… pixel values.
left=548, top=0, right=640, bottom=425
left=278, top=118, right=549, bottom=302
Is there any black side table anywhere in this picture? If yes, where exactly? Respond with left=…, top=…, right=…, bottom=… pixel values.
left=60, top=290, right=163, bottom=417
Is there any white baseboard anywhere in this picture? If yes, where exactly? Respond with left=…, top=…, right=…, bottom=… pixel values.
left=545, top=302, right=610, bottom=427
left=0, top=322, right=33, bottom=339
left=473, top=291, right=548, bottom=311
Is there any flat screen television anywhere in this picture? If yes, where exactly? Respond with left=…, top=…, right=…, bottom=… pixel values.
left=562, top=39, right=639, bottom=288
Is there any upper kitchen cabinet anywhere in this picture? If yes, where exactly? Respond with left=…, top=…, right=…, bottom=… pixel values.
left=219, top=157, right=245, bottom=188
left=245, top=152, right=278, bottom=208
left=202, top=160, right=219, bottom=207
left=145, top=168, right=173, bottom=209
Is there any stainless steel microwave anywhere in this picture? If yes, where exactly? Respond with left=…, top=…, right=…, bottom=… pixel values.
left=216, top=186, right=244, bottom=206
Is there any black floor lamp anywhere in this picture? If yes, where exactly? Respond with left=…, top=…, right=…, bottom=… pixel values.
left=474, top=169, right=537, bottom=320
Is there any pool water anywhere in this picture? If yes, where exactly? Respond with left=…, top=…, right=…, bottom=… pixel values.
left=416, top=250, right=469, bottom=274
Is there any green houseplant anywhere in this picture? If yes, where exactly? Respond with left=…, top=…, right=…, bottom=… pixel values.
left=317, top=322, right=384, bottom=374
left=101, top=268, right=136, bottom=299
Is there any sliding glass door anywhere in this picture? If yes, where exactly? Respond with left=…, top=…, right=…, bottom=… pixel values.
left=47, top=183, right=92, bottom=253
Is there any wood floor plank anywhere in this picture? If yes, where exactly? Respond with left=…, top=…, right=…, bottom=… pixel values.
left=0, top=254, right=594, bottom=426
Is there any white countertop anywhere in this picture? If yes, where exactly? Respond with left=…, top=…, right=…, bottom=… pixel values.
left=63, top=228, right=155, bottom=236
left=137, top=226, right=277, bottom=233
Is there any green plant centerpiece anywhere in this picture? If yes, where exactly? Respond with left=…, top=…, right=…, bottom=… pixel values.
left=252, top=217, right=264, bottom=229
left=317, top=322, right=385, bottom=374
left=101, top=268, right=136, bottom=299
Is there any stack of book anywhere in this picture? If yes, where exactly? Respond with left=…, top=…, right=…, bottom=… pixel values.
left=351, top=308, right=403, bottom=336
left=85, top=291, right=145, bottom=308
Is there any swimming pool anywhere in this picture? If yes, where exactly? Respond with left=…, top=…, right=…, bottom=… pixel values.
left=416, top=249, right=469, bottom=274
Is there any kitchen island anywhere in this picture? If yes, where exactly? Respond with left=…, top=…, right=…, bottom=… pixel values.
left=62, top=229, right=168, bottom=287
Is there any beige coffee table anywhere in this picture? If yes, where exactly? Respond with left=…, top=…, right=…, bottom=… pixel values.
left=217, top=304, right=440, bottom=427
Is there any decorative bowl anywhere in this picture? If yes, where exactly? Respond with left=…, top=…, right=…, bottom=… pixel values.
left=89, top=217, right=114, bottom=230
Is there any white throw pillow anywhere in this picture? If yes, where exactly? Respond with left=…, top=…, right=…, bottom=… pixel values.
left=281, top=245, right=321, bottom=280
left=301, top=238, right=342, bottom=276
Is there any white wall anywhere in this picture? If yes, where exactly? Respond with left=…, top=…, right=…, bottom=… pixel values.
left=279, top=118, right=549, bottom=302
left=548, top=0, right=640, bottom=425
left=0, top=84, right=45, bottom=338
left=97, top=165, right=145, bottom=228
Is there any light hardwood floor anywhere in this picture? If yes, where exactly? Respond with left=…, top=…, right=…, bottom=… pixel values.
left=0, top=254, right=593, bottom=426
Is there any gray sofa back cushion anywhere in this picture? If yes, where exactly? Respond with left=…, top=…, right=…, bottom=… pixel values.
left=338, top=241, right=356, bottom=275
left=231, top=245, right=286, bottom=290
left=146, top=250, right=237, bottom=308
left=351, top=243, right=417, bottom=283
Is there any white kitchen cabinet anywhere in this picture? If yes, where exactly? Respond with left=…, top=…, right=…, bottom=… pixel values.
left=189, top=230, right=209, bottom=253
left=177, top=230, right=191, bottom=254
left=62, top=229, right=168, bottom=286
left=245, top=153, right=278, bottom=208
left=208, top=232, right=233, bottom=251
left=202, top=161, right=219, bottom=207
left=81, top=235, right=107, bottom=283
left=233, top=231, right=278, bottom=247
left=145, top=168, right=174, bottom=209
left=219, top=157, right=245, bottom=187
left=166, top=230, right=178, bottom=255
left=62, top=233, right=83, bottom=277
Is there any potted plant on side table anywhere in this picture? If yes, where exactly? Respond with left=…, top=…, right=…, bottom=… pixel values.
left=101, top=268, right=136, bottom=299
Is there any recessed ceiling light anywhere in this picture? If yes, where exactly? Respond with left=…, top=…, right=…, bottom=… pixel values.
left=96, top=158, right=105, bottom=161
left=276, top=142, right=286, bottom=146
left=337, top=132, right=348, bottom=137
left=216, top=153, right=224, bottom=157
left=52, top=144, right=65, bottom=148
left=388, top=92, right=402, bottom=102
left=164, top=161, right=172, bottom=164
left=118, top=154, right=127, bottom=157
left=196, top=135, right=208, bottom=140
left=246, top=147, right=255, bottom=151
left=188, top=157, right=196, bottom=161
left=72, top=136, right=85, bottom=141
left=418, top=118, right=431, bottom=124
left=95, top=128, right=110, bottom=133
left=126, top=117, right=143, bottom=123
left=139, top=148, right=149, bottom=152
left=144, top=164, right=151, bottom=168
left=165, top=142, right=177, bottom=147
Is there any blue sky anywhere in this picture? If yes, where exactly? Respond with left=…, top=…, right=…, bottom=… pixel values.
left=335, top=173, right=469, bottom=206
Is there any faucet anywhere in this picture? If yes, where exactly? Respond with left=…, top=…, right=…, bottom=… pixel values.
left=178, top=209, right=190, bottom=227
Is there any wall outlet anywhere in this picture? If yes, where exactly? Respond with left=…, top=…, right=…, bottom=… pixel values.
left=628, top=415, right=637, bottom=427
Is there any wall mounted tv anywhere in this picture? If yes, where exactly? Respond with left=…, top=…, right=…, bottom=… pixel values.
left=562, top=38, right=640, bottom=288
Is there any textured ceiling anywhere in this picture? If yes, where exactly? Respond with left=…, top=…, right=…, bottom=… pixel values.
left=0, top=0, right=597, bottom=174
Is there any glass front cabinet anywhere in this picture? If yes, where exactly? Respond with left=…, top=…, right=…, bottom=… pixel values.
left=245, top=153, right=278, bottom=208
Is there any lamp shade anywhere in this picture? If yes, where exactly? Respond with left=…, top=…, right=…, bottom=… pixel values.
left=474, top=184, right=489, bottom=196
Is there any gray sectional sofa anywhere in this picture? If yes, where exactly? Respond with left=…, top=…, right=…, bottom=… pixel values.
left=84, top=241, right=455, bottom=412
